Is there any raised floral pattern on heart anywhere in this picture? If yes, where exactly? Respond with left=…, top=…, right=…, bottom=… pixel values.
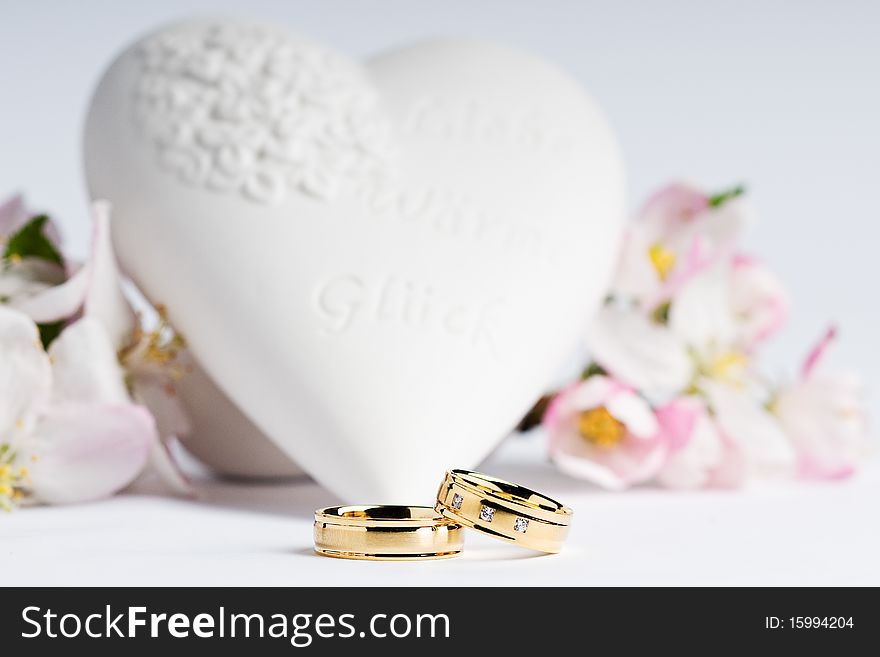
left=132, top=22, right=393, bottom=204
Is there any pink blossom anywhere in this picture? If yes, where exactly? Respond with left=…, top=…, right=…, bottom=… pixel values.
left=588, top=305, right=692, bottom=398
left=0, top=200, right=192, bottom=505
left=610, top=182, right=753, bottom=306
left=0, top=193, right=62, bottom=250
left=653, top=383, right=792, bottom=490
left=639, top=182, right=752, bottom=252
left=774, top=328, right=868, bottom=480
left=0, top=194, right=35, bottom=241
left=654, top=396, right=744, bottom=489
left=730, top=253, right=789, bottom=348
left=82, top=202, right=191, bottom=494
left=0, top=306, right=156, bottom=505
left=639, top=182, right=711, bottom=238
left=544, top=376, right=665, bottom=490
left=0, top=195, right=82, bottom=322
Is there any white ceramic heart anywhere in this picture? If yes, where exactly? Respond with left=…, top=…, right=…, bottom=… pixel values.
left=84, top=18, right=624, bottom=502
left=176, top=353, right=304, bottom=479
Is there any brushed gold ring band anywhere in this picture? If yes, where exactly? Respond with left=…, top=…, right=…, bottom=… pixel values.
left=313, top=505, right=464, bottom=560
left=434, top=469, right=573, bottom=553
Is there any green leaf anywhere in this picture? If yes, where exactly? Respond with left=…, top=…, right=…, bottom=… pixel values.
left=581, top=361, right=607, bottom=380
left=707, top=184, right=745, bottom=208
left=38, top=320, right=65, bottom=349
left=651, top=300, right=671, bottom=325
left=3, top=215, right=63, bottom=266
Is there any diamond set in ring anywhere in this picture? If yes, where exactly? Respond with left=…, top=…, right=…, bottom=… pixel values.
left=479, top=505, right=495, bottom=522
left=451, top=492, right=528, bottom=533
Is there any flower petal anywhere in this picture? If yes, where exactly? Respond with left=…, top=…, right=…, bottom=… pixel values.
left=546, top=377, right=666, bottom=490
left=703, top=379, right=795, bottom=471
left=83, top=201, right=136, bottom=350
left=48, top=317, right=129, bottom=405
left=551, top=433, right=666, bottom=491
left=551, top=450, right=632, bottom=490
left=707, top=440, right=747, bottom=489
left=669, top=259, right=737, bottom=349
left=656, top=397, right=725, bottom=489
left=589, top=306, right=692, bottom=397
left=127, top=380, right=193, bottom=496
left=730, top=254, right=789, bottom=347
left=0, top=306, right=51, bottom=439
left=564, top=376, right=616, bottom=411
left=641, top=234, right=713, bottom=311
left=26, top=403, right=155, bottom=504
left=774, top=372, right=867, bottom=479
left=801, top=326, right=838, bottom=380
left=0, top=194, right=29, bottom=239
left=655, top=396, right=702, bottom=451
left=609, top=223, right=659, bottom=301
left=0, top=258, right=65, bottom=296
left=0, top=194, right=63, bottom=249
left=638, top=182, right=709, bottom=240
left=606, top=389, right=658, bottom=439
left=705, top=196, right=755, bottom=247
left=6, top=263, right=90, bottom=323
left=131, top=379, right=191, bottom=440
left=132, top=438, right=194, bottom=496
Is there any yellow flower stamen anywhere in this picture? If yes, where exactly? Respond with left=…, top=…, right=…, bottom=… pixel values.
left=0, top=443, right=31, bottom=511
left=706, top=351, right=749, bottom=386
left=648, top=243, right=676, bottom=281
left=119, top=304, right=187, bottom=367
left=577, top=407, right=626, bottom=449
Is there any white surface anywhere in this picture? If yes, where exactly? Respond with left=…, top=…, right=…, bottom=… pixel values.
left=3, top=434, right=879, bottom=586
left=84, top=19, right=624, bottom=502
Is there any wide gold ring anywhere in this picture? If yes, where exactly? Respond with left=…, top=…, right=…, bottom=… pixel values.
left=313, top=505, right=464, bottom=560
left=434, top=469, right=573, bottom=553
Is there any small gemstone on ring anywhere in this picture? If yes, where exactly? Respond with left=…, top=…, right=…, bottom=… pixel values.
left=514, top=517, right=529, bottom=533
left=451, top=493, right=464, bottom=510
left=480, top=505, right=495, bottom=522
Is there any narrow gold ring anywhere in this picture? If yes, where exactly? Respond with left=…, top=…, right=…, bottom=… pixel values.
left=434, top=470, right=573, bottom=553
left=313, top=505, right=464, bottom=560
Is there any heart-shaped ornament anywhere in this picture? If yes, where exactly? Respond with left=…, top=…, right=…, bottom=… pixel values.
left=176, top=354, right=305, bottom=479
left=84, top=19, right=624, bottom=502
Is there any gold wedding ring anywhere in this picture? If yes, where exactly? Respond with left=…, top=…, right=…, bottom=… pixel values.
left=435, top=469, right=573, bottom=553
left=314, top=505, right=464, bottom=560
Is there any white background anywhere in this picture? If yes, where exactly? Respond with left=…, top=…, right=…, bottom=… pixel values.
left=1, top=0, right=878, bottom=585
